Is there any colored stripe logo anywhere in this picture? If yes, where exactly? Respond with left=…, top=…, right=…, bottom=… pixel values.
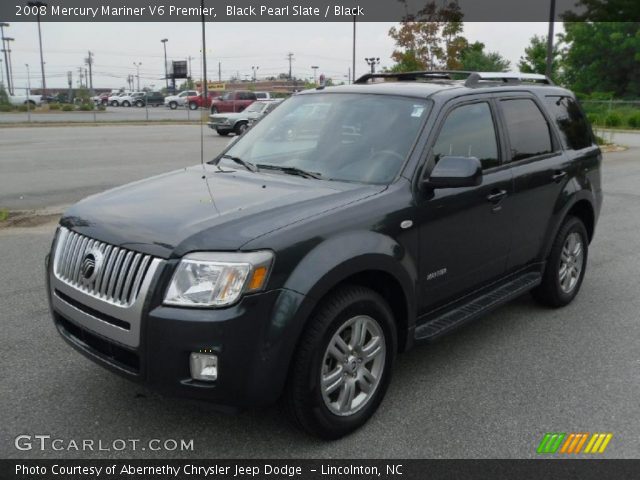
left=537, top=433, right=613, bottom=454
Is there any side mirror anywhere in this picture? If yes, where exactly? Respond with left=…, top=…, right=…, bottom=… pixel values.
left=423, top=156, right=482, bottom=189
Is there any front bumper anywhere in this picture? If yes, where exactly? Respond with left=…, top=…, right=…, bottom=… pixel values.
left=46, top=251, right=306, bottom=408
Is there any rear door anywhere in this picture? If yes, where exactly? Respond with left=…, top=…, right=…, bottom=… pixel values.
left=416, top=96, right=515, bottom=310
left=494, top=94, right=567, bottom=270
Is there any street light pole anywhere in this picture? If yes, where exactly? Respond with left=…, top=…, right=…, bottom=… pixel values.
left=311, top=65, right=319, bottom=85
left=545, top=0, right=556, bottom=78
left=0, top=23, right=11, bottom=95
left=161, top=38, right=169, bottom=90
left=352, top=16, right=356, bottom=82
left=251, top=65, right=259, bottom=82
left=133, top=62, right=142, bottom=90
left=365, top=57, right=380, bottom=74
left=28, top=1, right=48, bottom=100
left=4, top=37, right=14, bottom=95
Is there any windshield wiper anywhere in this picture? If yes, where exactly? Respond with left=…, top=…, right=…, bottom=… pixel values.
left=256, top=163, right=323, bottom=179
left=220, top=154, right=257, bottom=172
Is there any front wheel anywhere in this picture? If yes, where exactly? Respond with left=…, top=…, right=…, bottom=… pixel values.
left=169, top=101, right=177, bottom=110
left=283, top=285, right=396, bottom=439
left=210, top=106, right=218, bottom=114
left=532, top=216, right=589, bottom=307
left=188, top=102, right=198, bottom=110
left=110, top=101, right=118, bottom=107
left=135, top=100, right=144, bottom=107
left=234, top=122, right=248, bottom=135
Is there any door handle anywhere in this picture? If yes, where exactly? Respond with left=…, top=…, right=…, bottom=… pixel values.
left=552, top=170, right=567, bottom=183
left=486, top=189, right=508, bottom=204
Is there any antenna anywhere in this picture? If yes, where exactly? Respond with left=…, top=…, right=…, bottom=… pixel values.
left=200, top=0, right=208, bottom=172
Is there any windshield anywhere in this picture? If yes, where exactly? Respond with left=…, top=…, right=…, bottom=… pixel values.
left=245, top=101, right=266, bottom=113
left=220, top=93, right=430, bottom=184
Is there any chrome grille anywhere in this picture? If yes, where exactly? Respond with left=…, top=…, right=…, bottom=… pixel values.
left=54, top=227, right=153, bottom=307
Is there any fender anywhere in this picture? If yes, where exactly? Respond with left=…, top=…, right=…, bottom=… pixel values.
left=539, top=187, right=595, bottom=262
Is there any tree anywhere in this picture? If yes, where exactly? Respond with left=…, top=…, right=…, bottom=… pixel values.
left=460, top=42, right=511, bottom=72
left=518, top=35, right=561, bottom=78
left=560, top=22, right=640, bottom=97
left=388, top=1, right=467, bottom=71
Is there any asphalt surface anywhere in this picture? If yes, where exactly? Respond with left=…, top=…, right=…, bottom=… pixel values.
left=0, top=105, right=204, bottom=123
left=0, top=128, right=639, bottom=459
left=0, top=125, right=231, bottom=210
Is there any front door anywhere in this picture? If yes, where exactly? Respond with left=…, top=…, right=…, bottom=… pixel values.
left=415, top=99, right=515, bottom=312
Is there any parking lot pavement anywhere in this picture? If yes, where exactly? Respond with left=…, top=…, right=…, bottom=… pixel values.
left=0, top=106, right=204, bottom=123
left=0, top=145, right=638, bottom=459
left=0, top=124, right=231, bottom=210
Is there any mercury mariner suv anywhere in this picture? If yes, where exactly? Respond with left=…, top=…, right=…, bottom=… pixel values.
left=46, top=71, right=602, bottom=439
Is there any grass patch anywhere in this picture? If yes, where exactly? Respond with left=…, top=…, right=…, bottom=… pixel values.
left=0, top=208, right=9, bottom=222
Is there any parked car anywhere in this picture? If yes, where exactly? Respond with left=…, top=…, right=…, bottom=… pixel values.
left=46, top=71, right=602, bottom=439
left=186, top=91, right=223, bottom=110
left=109, top=92, right=134, bottom=107
left=133, top=91, right=165, bottom=107
left=8, top=93, right=42, bottom=106
left=255, top=91, right=272, bottom=100
left=164, top=90, right=198, bottom=110
left=209, top=90, right=257, bottom=113
left=208, top=99, right=282, bottom=136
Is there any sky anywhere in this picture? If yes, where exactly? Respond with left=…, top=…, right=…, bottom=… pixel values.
left=1, top=22, right=562, bottom=92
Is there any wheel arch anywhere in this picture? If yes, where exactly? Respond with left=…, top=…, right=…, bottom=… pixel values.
left=541, top=193, right=596, bottom=261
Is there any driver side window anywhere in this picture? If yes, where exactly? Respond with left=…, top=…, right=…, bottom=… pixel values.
left=432, top=102, right=499, bottom=170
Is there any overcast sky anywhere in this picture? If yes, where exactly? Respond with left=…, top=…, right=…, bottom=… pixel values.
left=2, top=22, right=562, bottom=91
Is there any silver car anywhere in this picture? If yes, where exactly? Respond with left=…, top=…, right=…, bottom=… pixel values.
left=208, top=99, right=282, bottom=136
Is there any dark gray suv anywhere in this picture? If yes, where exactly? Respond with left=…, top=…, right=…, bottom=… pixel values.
left=46, top=71, right=602, bottom=439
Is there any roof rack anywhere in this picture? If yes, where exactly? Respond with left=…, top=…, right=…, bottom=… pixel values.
left=354, top=70, right=554, bottom=87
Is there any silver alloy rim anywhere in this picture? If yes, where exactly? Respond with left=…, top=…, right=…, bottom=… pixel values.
left=559, top=231, right=584, bottom=294
left=320, top=315, right=386, bottom=417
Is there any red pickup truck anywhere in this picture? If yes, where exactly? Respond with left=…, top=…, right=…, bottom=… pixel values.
left=186, top=91, right=223, bottom=110
left=210, top=91, right=257, bottom=114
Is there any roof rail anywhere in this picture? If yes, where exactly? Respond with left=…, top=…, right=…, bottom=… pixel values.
left=465, top=72, right=554, bottom=86
left=353, top=70, right=554, bottom=87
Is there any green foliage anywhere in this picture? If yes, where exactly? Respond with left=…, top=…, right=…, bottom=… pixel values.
left=61, top=104, right=74, bottom=111
left=386, top=50, right=425, bottom=73
left=0, top=209, right=9, bottom=222
left=604, top=112, right=622, bottom=127
left=460, top=42, right=510, bottom=72
left=78, top=103, right=95, bottom=111
left=74, top=87, right=92, bottom=104
left=518, top=35, right=561, bottom=81
left=17, top=105, right=28, bottom=112
left=0, top=104, right=13, bottom=112
left=627, top=113, right=640, bottom=128
left=0, top=86, right=8, bottom=105
left=48, top=103, right=61, bottom=110
left=560, top=22, right=640, bottom=97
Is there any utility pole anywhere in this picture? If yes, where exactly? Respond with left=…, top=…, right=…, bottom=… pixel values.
left=352, top=16, right=356, bottom=82
left=28, top=1, right=48, bottom=100
left=311, top=65, right=319, bottom=85
left=0, top=23, right=11, bottom=95
left=365, top=57, right=380, bottom=74
left=161, top=38, right=169, bottom=90
left=86, top=51, right=94, bottom=94
left=218, top=61, right=221, bottom=82
left=25, top=63, right=31, bottom=121
left=545, top=0, right=556, bottom=78
left=287, top=52, right=294, bottom=81
left=252, top=65, right=259, bottom=82
left=67, top=70, right=72, bottom=104
left=187, top=55, right=193, bottom=80
left=0, top=58, right=4, bottom=90
left=3, top=36, right=14, bottom=95
left=200, top=0, right=208, bottom=109
left=77, top=67, right=84, bottom=88
left=133, top=62, right=142, bottom=91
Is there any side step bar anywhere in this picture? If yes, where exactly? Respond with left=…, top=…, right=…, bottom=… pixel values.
left=415, top=272, right=542, bottom=341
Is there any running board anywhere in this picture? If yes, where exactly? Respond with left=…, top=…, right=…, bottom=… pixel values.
left=414, top=272, right=542, bottom=341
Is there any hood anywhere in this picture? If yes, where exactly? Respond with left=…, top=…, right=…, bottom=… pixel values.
left=61, top=164, right=383, bottom=258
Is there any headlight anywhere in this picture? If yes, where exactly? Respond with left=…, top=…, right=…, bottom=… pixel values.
left=164, top=251, right=274, bottom=307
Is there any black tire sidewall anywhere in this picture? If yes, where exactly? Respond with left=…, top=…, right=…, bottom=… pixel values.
left=546, top=217, right=589, bottom=305
left=291, top=287, right=396, bottom=439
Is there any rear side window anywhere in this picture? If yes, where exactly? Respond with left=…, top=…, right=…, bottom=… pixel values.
left=432, top=102, right=499, bottom=169
left=500, top=99, right=553, bottom=161
left=543, top=96, right=593, bottom=150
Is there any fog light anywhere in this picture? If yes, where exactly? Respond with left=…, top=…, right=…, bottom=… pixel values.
left=190, top=352, right=218, bottom=381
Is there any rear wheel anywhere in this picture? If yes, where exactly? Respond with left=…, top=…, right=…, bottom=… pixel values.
left=135, top=100, right=144, bottom=107
left=532, top=216, right=588, bottom=307
left=169, top=101, right=178, bottom=110
left=210, top=106, right=218, bottom=114
left=283, top=285, right=396, bottom=439
left=122, top=100, right=130, bottom=107
left=110, top=101, right=118, bottom=107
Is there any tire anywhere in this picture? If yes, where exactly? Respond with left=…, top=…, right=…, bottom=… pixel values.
left=283, top=285, right=396, bottom=439
left=122, top=101, right=130, bottom=107
left=169, top=101, right=178, bottom=110
left=210, top=106, right=218, bottom=114
left=532, top=216, right=589, bottom=308
left=188, top=102, right=198, bottom=110
left=216, top=130, right=230, bottom=136
left=101, top=99, right=107, bottom=106
left=234, top=122, right=248, bottom=135
left=110, top=101, right=118, bottom=107
left=135, top=100, right=144, bottom=107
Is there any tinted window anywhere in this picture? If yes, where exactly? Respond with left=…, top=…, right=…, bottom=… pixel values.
left=500, top=99, right=553, bottom=161
left=544, top=96, right=593, bottom=150
left=432, top=102, right=499, bottom=169
left=256, top=92, right=267, bottom=99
